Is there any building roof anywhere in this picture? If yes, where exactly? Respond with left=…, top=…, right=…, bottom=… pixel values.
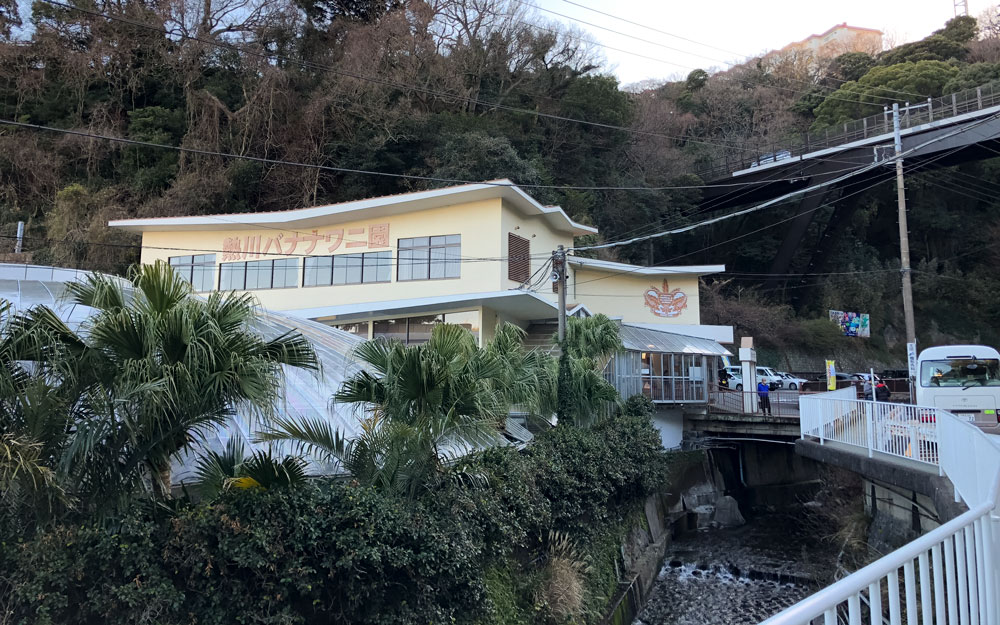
left=785, top=22, right=883, bottom=49
left=619, top=323, right=731, bottom=356
left=568, top=256, right=725, bottom=277
left=284, top=289, right=561, bottom=323
left=108, top=180, right=598, bottom=237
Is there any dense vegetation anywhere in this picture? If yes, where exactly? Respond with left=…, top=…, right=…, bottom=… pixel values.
left=1, top=411, right=676, bottom=625
left=1, top=267, right=654, bottom=623
left=2, top=1, right=998, bottom=356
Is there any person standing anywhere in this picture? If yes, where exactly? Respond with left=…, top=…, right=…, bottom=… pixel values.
left=757, top=379, right=772, bottom=416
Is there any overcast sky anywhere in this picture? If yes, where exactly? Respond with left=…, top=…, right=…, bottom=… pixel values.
left=533, top=0, right=994, bottom=86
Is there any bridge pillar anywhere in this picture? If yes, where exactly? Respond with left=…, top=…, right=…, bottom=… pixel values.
left=739, top=340, right=758, bottom=414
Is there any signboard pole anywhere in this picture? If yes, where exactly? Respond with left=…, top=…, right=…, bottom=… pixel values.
left=907, top=341, right=918, bottom=404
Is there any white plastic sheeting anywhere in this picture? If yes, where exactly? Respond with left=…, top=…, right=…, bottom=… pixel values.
left=0, top=264, right=366, bottom=483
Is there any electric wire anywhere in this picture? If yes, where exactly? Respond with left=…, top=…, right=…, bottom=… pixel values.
left=571, top=112, right=1000, bottom=253
left=554, top=0, right=928, bottom=101
left=512, top=0, right=924, bottom=106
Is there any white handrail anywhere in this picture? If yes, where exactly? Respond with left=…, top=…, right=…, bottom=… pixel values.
left=760, top=391, right=1000, bottom=625
left=758, top=500, right=996, bottom=624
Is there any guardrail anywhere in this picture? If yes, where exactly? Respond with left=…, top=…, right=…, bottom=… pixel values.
left=708, top=389, right=801, bottom=417
left=759, top=390, right=1000, bottom=625
left=698, top=79, right=1000, bottom=180
left=799, top=389, right=940, bottom=469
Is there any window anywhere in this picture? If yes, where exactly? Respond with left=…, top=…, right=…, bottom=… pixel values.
left=372, top=311, right=480, bottom=344
left=398, top=235, right=461, bottom=281
left=508, top=233, right=530, bottom=283
left=631, top=352, right=707, bottom=403
left=332, top=322, right=369, bottom=339
left=920, top=359, right=1000, bottom=387
left=304, top=252, right=390, bottom=286
left=219, top=258, right=299, bottom=291
left=168, top=254, right=216, bottom=291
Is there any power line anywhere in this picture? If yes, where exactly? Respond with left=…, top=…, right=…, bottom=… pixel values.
left=568, top=135, right=989, bottom=290
left=570, top=112, right=1000, bottom=253
left=554, top=0, right=928, bottom=101
left=513, top=0, right=924, bottom=105
left=0, top=116, right=891, bottom=195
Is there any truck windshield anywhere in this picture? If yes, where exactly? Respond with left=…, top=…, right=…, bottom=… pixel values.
left=920, top=359, right=1000, bottom=387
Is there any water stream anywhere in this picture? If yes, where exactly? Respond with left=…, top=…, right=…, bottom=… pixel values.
left=635, top=509, right=841, bottom=625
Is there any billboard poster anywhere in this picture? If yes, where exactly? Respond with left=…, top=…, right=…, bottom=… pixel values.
left=829, top=310, right=870, bottom=338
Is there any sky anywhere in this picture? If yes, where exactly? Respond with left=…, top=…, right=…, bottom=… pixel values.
left=532, top=0, right=995, bottom=86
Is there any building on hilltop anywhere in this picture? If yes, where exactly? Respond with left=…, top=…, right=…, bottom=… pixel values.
left=109, top=180, right=734, bottom=446
left=780, top=22, right=883, bottom=59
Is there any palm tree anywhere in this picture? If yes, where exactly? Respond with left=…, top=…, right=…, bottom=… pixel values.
left=192, top=439, right=308, bottom=496
left=259, top=323, right=553, bottom=497
left=23, top=261, right=318, bottom=506
left=557, top=314, right=623, bottom=427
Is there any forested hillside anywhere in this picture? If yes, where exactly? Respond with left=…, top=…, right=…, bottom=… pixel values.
left=1, top=0, right=998, bottom=355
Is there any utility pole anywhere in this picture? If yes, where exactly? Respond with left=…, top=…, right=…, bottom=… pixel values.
left=555, top=245, right=567, bottom=342
left=892, top=103, right=918, bottom=401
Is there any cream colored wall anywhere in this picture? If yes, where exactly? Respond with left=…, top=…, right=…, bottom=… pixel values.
left=139, top=199, right=508, bottom=312
left=499, top=200, right=573, bottom=299
left=571, top=269, right=701, bottom=325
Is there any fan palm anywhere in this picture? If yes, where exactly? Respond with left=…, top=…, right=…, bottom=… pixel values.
left=259, top=323, right=553, bottom=497
left=557, top=314, right=623, bottom=427
left=193, top=439, right=308, bottom=496
left=23, top=261, right=318, bottom=507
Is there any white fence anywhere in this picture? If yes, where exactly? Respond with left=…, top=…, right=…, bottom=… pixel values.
left=799, top=388, right=941, bottom=473
left=761, top=391, right=1000, bottom=625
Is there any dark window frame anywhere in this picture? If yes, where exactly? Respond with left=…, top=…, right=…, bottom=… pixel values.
left=168, top=254, right=216, bottom=291
left=397, top=235, right=461, bottom=282
left=303, top=251, right=392, bottom=287
left=218, top=258, right=300, bottom=291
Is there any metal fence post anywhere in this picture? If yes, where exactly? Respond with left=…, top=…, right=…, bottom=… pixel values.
left=977, top=87, right=983, bottom=110
left=905, top=102, right=911, bottom=127
left=863, top=117, right=868, bottom=138
left=928, top=97, right=933, bottom=122
left=867, top=402, right=875, bottom=458
left=952, top=93, right=958, bottom=117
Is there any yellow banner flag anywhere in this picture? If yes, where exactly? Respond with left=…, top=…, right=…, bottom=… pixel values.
left=826, top=360, right=837, bottom=391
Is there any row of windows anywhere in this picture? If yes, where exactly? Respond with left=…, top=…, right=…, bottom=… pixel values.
left=169, top=235, right=463, bottom=291
left=304, top=251, right=391, bottom=287
left=221, top=258, right=300, bottom=291
left=332, top=311, right=480, bottom=344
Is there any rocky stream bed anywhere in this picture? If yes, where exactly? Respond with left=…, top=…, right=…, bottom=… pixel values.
left=634, top=509, right=841, bottom=625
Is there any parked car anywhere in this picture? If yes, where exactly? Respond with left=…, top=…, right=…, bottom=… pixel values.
left=725, top=365, right=782, bottom=389
left=750, top=149, right=792, bottom=167
left=722, top=366, right=745, bottom=390
left=757, top=366, right=784, bottom=389
left=777, top=372, right=809, bottom=390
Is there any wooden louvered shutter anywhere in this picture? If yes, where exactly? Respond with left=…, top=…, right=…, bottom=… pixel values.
left=508, top=233, right=530, bottom=283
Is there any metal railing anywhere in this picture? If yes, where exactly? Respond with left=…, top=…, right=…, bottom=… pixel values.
left=699, top=79, right=1000, bottom=180
left=760, top=390, right=1000, bottom=625
left=708, top=388, right=801, bottom=417
left=799, top=388, right=940, bottom=469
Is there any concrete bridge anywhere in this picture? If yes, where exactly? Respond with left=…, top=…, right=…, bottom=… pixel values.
left=694, top=80, right=1000, bottom=286
left=752, top=388, right=1000, bottom=625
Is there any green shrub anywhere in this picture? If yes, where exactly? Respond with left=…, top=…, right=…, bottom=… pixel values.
left=5, top=414, right=670, bottom=625
left=621, top=394, right=655, bottom=417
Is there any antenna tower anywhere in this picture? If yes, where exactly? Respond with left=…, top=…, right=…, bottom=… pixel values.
left=955, top=0, right=969, bottom=16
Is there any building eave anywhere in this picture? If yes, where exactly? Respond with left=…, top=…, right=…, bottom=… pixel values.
left=108, top=180, right=598, bottom=237
left=283, top=289, right=560, bottom=323
left=567, top=256, right=725, bottom=277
